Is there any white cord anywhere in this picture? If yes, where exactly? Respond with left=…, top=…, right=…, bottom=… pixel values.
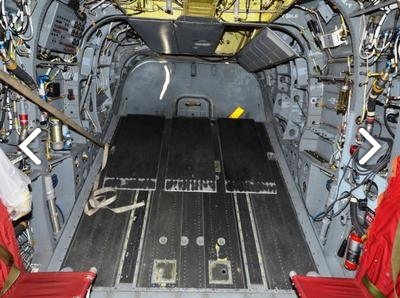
left=371, top=8, right=391, bottom=49
left=361, top=59, right=370, bottom=122
left=358, top=15, right=376, bottom=60
left=19, top=1, right=34, bottom=41
left=90, top=0, right=106, bottom=11
left=5, top=90, right=12, bottom=137
left=0, top=0, right=8, bottom=31
left=374, top=31, right=391, bottom=51
left=394, top=34, right=400, bottom=76
left=159, top=65, right=170, bottom=101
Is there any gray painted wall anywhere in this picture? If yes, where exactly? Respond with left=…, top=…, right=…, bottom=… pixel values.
left=119, top=59, right=266, bottom=122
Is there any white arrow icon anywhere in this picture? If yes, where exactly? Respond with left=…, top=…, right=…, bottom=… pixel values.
left=358, top=128, right=381, bottom=165
left=19, top=128, right=42, bottom=165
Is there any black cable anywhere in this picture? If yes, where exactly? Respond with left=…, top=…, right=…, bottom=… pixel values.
left=294, top=98, right=307, bottom=119
left=174, top=0, right=183, bottom=8
left=350, top=200, right=366, bottom=236
left=330, top=196, right=350, bottom=219
left=56, top=204, right=65, bottom=224
left=311, top=141, right=391, bottom=222
left=312, top=153, right=357, bottom=221
left=353, top=137, right=392, bottom=175
left=0, top=86, right=7, bottom=131
left=391, top=9, right=400, bottom=42
left=375, top=118, right=383, bottom=137
left=267, top=24, right=308, bottom=54
left=83, top=15, right=141, bottom=42
left=194, top=55, right=236, bottom=63
left=384, top=105, right=395, bottom=137
left=353, top=158, right=372, bottom=175
left=270, top=22, right=311, bottom=50
left=313, top=190, right=352, bottom=221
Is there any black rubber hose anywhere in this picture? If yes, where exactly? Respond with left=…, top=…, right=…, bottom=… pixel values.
left=375, top=100, right=400, bottom=108
left=337, top=237, right=348, bottom=257
left=267, top=24, right=309, bottom=52
left=83, top=16, right=129, bottom=42
left=0, top=87, right=7, bottom=131
left=83, top=14, right=142, bottom=42
left=272, top=22, right=311, bottom=50
left=392, top=9, right=400, bottom=39
left=11, top=65, right=37, bottom=90
left=350, top=200, right=366, bottom=236
left=384, top=105, right=395, bottom=137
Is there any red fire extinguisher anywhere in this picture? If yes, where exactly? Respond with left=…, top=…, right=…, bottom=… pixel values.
left=344, top=231, right=363, bottom=270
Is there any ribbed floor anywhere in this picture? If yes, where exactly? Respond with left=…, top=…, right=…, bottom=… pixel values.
left=62, top=115, right=315, bottom=289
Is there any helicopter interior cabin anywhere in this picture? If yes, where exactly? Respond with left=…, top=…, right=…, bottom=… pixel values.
left=0, top=0, right=399, bottom=297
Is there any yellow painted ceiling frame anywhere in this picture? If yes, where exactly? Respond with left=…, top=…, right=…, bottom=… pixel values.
left=112, top=0, right=297, bottom=55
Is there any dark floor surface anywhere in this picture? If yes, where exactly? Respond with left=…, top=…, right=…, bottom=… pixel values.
left=62, top=115, right=316, bottom=289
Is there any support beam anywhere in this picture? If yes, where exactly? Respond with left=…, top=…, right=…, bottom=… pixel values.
left=0, top=70, right=104, bottom=148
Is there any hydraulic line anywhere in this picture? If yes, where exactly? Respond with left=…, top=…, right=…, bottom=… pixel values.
left=319, top=183, right=337, bottom=243
left=12, top=98, right=20, bottom=135
left=0, top=85, right=7, bottom=131
left=0, top=41, right=36, bottom=89
left=0, top=87, right=12, bottom=140
left=83, top=15, right=132, bottom=42
left=5, top=90, right=12, bottom=137
left=365, top=67, right=391, bottom=134
left=18, top=99, right=28, bottom=142
left=272, top=22, right=311, bottom=50
left=44, top=174, right=61, bottom=234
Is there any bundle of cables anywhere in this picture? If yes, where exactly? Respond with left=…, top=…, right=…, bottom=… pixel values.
left=312, top=138, right=392, bottom=223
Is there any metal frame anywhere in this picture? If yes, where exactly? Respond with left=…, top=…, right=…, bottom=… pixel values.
left=91, top=285, right=296, bottom=298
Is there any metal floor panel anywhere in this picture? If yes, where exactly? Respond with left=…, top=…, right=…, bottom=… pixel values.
left=63, top=116, right=316, bottom=291
left=179, top=192, right=206, bottom=288
left=235, top=194, right=265, bottom=286
left=203, top=192, right=246, bottom=289
left=119, top=191, right=149, bottom=283
left=164, top=117, right=216, bottom=192
left=218, top=118, right=277, bottom=194
left=104, top=115, right=165, bottom=190
left=251, top=182, right=317, bottom=288
left=62, top=190, right=137, bottom=286
left=137, top=190, right=184, bottom=287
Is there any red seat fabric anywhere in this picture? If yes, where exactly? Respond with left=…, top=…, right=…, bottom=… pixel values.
left=291, top=156, right=400, bottom=298
left=0, top=202, right=96, bottom=297
left=355, top=156, right=400, bottom=297
left=2, top=271, right=96, bottom=298
left=0, top=199, right=23, bottom=290
left=291, top=275, right=371, bottom=298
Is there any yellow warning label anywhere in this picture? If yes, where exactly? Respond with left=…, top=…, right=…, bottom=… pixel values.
left=229, top=106, right=245, bottom=119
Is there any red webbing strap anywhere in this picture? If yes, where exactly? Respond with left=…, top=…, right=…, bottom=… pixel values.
left=362, top=275, right=387, bottom=298
left=392, top=223, right=400, bottom=298
left=356, top=156, right=400, bottom=298
left=0, top=245, right=20, bottom=295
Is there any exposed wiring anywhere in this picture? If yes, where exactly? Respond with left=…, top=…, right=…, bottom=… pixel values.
left=56, top=204, right=65, bottom=224
left=312, top=137, right=391, bottom=222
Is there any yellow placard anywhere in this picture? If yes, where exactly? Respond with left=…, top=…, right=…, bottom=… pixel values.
left=229, top=106, right=245, bottom=119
